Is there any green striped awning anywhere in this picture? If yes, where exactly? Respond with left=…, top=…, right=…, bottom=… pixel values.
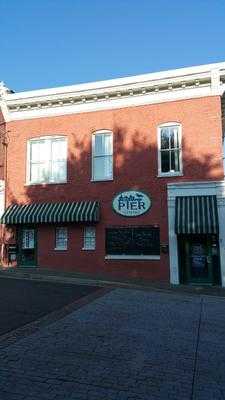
left=0, top=201, right=100, bottom=224
left=175, top=195, right=219, bottom=234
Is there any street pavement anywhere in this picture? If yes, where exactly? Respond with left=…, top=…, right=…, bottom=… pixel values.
left=0, top=278, right=99, bottom=335
left=0, top=287, right=225, bottom=399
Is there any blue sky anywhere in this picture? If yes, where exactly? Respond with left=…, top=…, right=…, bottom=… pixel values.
left=1, top=0, right=225, bottom=92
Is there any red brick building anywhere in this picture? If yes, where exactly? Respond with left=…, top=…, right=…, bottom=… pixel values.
left=0, top=63, right=225, bottom=285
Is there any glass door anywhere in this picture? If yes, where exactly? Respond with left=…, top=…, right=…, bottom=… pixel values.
left=185, top=236, right=213, bottom=284
left=18, top=227, right=37, bottom=266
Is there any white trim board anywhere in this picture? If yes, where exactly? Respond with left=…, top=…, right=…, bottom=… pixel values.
left=167, top=180, right=225, bottom=287
left=105, top=255, right=160, bottom=260
left=6, top=89, right=223, bottom=121
left=1, top=61, right=225, bottom=121
left=5, top=61, right=225, bottom=100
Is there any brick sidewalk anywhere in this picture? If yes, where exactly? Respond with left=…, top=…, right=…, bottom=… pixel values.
left=0, top=288, right=224, bottom=399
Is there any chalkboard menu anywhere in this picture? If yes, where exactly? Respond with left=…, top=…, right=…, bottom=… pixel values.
left=106, top=226, right=160, bottom=255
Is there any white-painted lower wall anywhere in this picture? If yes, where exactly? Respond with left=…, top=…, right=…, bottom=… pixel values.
left=167, top=181, right=225, bottom=287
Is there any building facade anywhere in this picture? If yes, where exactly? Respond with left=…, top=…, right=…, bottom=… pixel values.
left=0, top=63, right=225, bottom=285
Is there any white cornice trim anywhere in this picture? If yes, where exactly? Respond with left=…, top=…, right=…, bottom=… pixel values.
left=5, top=86, right=220, bottom=121
left=2, top=61, right=225, bottom=121
left=0, top=101, right=10, bottom=122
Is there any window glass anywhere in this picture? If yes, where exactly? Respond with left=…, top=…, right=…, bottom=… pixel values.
left=95, top=134, right=104, bottom=156
left=83, top=226, right=96, bottom=250
left=161, top=128, right=170, bottom=149
left=93, top=156, right=113, bottom=180
left=22, top=229, right=35, bottom=249
left=52, top=160, right=67, bottom=182
left=92, top=132, right=113, bottom=180
left=28, top=137, right=67, bottom=184
left=55, top=227, right=68, bottom=250
left=52, top=138, right=67, bottom=160
left=159, top=125, right=181, bottom=174
left=106, top=226, right=160, bottom=256
left=170, top=150, right=180, bottom=171
left=161, top=151, right=170, bottom=173
left=104, top=134, right=113, bottom=155
left=30, top=141, right=41, bottom=162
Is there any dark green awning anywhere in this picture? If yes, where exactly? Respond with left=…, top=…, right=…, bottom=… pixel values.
left=175, top=195, right=218, bottom=234
left=1, top=201, right=100, bottom=224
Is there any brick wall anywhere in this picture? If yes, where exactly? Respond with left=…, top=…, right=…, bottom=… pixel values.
left=3, top=95, right=224, bottom=281
left=0, top=110, right=5, bottom=181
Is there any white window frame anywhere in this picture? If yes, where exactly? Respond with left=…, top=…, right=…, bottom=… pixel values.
left=157, top=122, right=183, bottom=177
left=83, top=226, right=96, bottom=250
left=91, top=130, right=113, bottom=181
left=55, top=227, right=68, bottom=251
left=26, top=135, right=67, bottom=185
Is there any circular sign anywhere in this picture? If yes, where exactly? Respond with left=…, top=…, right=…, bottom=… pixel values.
left=112, top=190, right=151, bottom=217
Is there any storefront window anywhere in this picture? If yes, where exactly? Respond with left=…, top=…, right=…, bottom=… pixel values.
left=105, top=226, right=160, bottom=256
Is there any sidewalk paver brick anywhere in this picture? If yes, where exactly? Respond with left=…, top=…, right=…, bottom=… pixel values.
left=0, top=288, right=225, bottom=399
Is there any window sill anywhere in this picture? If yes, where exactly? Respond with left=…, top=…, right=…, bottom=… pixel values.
left=105, top=255, right=160, bottom=260
left=25, top=181, right=68, bottom=186
left=157, top=172, right=183, bottom=178
left=54, top=248, right=67, bottom=251
left=91, top=178, right=113, bottom=182
left=82, top=248, right=95, bottom=251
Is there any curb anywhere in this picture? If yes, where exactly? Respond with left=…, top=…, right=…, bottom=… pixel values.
left=0, top=270, right=141, bottom=289
left=1, top=270, right=225, bottom=299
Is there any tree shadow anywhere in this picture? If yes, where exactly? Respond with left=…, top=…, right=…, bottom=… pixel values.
left=2, top=121, right=224, bottom=280
left=6, top=123, right=223, bottom=205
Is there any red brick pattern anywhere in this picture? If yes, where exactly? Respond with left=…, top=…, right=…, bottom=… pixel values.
left=3, top=96, right=224, bottom=281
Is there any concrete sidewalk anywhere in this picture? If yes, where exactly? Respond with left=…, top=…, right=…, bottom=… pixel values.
left=1, top=266, right=225, bottom=298
left=0, top=288, right=225, bottom=399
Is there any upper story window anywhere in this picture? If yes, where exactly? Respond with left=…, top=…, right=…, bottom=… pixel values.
left=92, top=130, right=113, bottom=181
left=158, top=123, right=182, bottom=176
left=27, top=136, right=67, bottom=184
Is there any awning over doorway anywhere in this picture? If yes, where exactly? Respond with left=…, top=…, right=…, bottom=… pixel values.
left=0, top=201, right=100, bottom=224
left=175, top=195, right=219, bottom=234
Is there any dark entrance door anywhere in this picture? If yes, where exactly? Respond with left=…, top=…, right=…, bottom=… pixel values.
left=179, top=235, right=220, bottom=285
left=18, top=227, right=37, bottom=267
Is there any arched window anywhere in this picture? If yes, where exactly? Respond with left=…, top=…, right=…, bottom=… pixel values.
left=157, top=123, right=182, bottom=176
left=27, top=135, right=67, bottom=184
left=92, top=130, right=113, bottom=181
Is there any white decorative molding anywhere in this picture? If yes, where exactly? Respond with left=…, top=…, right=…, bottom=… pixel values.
left=1, top=61, right=225, bottom=121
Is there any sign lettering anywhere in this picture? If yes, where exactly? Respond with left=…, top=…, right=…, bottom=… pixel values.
left=112, top=191, right=151, bottom=217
